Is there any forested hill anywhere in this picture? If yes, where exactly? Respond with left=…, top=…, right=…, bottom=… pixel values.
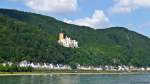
left=0, top=8, right=150, bottom=67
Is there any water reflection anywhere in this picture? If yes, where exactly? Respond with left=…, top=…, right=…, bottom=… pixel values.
left=56, top=74, right=80, bottom=84
left=0, top=73, right=150, bottom=84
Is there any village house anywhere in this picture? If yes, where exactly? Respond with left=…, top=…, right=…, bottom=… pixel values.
left=146, top=67, right=150, bottom=71
left=2, top=62, right=13, bottom=67
left=18, top=60, right=71, bottom=70
left=1, top=60, right=149, bottom=72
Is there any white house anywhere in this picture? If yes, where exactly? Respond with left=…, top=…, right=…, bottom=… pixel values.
left=19, top=60, right=30, bottom=67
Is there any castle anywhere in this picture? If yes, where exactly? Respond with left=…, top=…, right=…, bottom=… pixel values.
left=58, top=33, right=79, bottom=48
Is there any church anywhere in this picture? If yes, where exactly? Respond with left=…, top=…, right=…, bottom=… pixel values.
left=58, top=32, right=79, bottom=48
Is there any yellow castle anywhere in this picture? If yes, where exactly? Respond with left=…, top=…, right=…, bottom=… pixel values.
left=58, top=33, right=78, bottom=48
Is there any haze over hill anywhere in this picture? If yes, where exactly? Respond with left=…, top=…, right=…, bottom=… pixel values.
left=0, top=9, right=150, bottom=67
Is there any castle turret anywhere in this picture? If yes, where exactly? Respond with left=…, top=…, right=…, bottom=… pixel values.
left=59, top=33, right=64, bottom=41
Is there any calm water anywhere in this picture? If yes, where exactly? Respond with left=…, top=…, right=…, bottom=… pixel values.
left=0, top=73, right=150, bottom=84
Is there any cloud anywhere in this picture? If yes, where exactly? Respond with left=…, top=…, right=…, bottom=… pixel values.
left=11, top=0, right=78, bottom=13
left=110, top=0, right=150, bottom=13
left=64, top=10, right=111, bottom=29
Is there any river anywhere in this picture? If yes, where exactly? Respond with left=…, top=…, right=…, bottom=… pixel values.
left=0, top=73, right=150, bottom=84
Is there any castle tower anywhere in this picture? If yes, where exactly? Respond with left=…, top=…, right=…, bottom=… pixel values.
left=59, top=33, right=64, bottom=41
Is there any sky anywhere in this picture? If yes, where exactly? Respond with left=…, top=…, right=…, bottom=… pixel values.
left=0, top=0, right=150, bottom=38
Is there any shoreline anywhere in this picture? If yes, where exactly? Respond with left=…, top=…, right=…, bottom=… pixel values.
left=0, top=72, right=149, bottom=76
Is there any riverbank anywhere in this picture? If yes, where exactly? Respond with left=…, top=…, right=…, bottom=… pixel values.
left=0, top=70, right=149, bottom=76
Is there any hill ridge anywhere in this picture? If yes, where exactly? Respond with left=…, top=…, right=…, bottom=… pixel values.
left=0, top=8, right=150, bottom=67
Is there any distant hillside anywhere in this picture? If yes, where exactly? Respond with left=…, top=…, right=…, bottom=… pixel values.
left=0, top=9, right=150, bottom=67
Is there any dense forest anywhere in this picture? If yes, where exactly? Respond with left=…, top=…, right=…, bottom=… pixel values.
left=0, top=9, right=150, bottom=67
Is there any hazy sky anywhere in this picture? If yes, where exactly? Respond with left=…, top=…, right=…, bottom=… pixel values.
left=0, top=0, right=150, bottom=37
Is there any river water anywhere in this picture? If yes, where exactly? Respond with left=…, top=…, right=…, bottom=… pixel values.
left=0, top=73, right=150, bottom=84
